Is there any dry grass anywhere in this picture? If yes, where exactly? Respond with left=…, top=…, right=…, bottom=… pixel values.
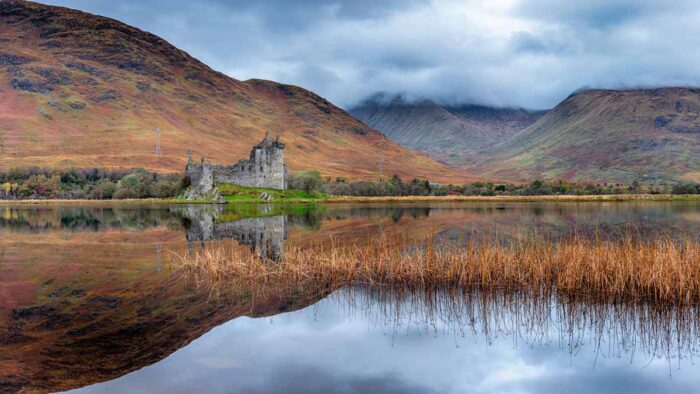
left=173, top=231, right=700, bottom=305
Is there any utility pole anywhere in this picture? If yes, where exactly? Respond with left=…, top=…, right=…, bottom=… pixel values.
left=378, top=150, right=385, bottom=180
left=155, top=127, right=161, bottom=157
left=654, top=168, right=658, bottom=192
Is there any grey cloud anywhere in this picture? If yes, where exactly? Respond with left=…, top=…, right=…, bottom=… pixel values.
left=243, top=364, right=439, bottom=394
left=509, top=31, right=574, bottom=55
left=514, top=0, right=677, bottom=29
left=41, top=0, right=700, bottom=110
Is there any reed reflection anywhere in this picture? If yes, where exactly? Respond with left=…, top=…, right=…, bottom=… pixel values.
left=330, top=286, right=700, bottom=368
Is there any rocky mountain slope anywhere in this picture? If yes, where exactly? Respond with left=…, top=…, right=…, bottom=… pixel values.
left=469, top=88, right=700, bottom=183
left=353, top=89, right=700, bottom=184
left=350, top=95, right=545, bottom=166
left=0, top=0, right=474, bottom=182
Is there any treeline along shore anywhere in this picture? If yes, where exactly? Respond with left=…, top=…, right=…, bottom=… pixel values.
left=1, top=167, right=700, bottom=202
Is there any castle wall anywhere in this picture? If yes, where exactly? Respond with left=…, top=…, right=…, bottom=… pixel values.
left=185, top=163, right=202, bottom=186
left=213, top=146, right=286, bottom=189
left=185, top=135, right=288, bottom=193
left=185, top=162, right=214, bottom=194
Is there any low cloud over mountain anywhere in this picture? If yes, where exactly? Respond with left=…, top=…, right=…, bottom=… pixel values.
left=41, top=0, right=700, bottom=109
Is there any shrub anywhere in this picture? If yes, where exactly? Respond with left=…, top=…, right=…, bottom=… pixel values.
left=92, top=178, right=117, bottom=199
left=114, top=169, right=153, bottom=199
left=150, top=174, right=184, bottom=198
left=0, top=167, right=185, bottom=200
left=672, top=183, right=700, bottom=195
left=288, top=170, right=323, bottom=194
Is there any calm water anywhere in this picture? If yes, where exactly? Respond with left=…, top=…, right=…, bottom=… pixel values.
left=1, top=202, right=699, bottom=393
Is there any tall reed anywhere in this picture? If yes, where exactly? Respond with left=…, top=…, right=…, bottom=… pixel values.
left=173, top=231, right=700, bottom=305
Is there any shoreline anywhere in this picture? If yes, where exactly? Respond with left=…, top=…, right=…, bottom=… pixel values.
left=0, top=198, right=190, bottom=206
left=323, top=194, right=700, bottom=203
left=0, top=194, right=698, bottom=205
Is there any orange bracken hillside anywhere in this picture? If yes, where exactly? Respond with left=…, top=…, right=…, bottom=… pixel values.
left=0, top=0, right=476, bottom=182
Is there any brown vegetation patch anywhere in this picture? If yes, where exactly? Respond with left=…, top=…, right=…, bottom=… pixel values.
left=175, top=232, right=700, bottom=305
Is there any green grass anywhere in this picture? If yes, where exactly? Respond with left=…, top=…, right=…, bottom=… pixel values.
left=217, top=183, right=326, bottom=203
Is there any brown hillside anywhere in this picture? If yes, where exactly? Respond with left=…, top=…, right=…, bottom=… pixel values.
left=468, top=88, right=700, bottom=183
left=0, top=0, right=475, bottom=182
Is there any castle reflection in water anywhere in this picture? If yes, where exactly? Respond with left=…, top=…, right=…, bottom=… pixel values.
left=177, top=206, right=287, bottom=260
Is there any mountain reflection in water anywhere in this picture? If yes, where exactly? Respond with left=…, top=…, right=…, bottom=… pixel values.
left=71, top=286, right=700, bottom=394
left=0, top=202, right=699, bottom=393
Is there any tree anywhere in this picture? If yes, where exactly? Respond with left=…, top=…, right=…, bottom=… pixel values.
left=629, top=180, right=641, bottom=193
left=114, top=169, right=154, bottom=199
left=672, top=183, right=700, bottom=195
left=288, top=170, right=323, bottom=194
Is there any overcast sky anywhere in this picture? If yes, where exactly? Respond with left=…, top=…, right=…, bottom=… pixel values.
left=42, top=0, right=700, bottom=109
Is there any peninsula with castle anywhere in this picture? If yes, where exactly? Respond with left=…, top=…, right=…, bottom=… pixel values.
left=184, top=133, right=288, bottom=200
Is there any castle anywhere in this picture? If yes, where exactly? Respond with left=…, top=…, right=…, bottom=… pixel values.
left=185, top=133, right=287, bottom=197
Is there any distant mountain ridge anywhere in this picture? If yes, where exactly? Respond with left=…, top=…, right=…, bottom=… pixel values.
left=352, top=89, right=700, bottom=184
left=0, top=0, right=476, bottom=183
left=350, top=95, right=546, bottom=166
left=469, top=87, right=700, bottom=183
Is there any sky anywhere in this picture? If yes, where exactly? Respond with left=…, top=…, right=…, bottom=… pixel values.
left=42, top=0, right=700, bottom=110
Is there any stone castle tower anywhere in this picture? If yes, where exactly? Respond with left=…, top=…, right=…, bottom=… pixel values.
left=185, top=133, right=287, bottom=196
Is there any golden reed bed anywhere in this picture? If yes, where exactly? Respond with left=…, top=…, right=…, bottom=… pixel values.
left=174, top=232, right=700, bottom=305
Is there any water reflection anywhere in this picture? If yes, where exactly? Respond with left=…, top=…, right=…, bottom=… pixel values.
left=178, top=205, right=288, bottom=260
left=0, top=205, right=184, bottom=233
left=70, top=286, right=700, bottom=394
left=0, top=202, right=699, bottom=392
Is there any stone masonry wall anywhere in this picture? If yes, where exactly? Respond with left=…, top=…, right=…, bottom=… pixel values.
left=186, top=135, right=287, bottom=194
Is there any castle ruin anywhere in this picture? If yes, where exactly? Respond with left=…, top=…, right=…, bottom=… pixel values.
left=185, top=133, right=287, bottom=196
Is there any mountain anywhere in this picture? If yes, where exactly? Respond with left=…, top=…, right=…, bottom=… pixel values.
left=350, top=95, right=545, bottom=166
left=468, top=88, right=700, bottom=183
left=0, top=1, right=474, bottom=183
left=352, top=89, right=700, bottom=184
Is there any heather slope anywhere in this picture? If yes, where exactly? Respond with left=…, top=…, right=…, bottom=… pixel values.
left=0, top=1, right=473, bottom=182
left=350, top=96, right=544, bottom=165
left=470, top=88, right=700, bottom=183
